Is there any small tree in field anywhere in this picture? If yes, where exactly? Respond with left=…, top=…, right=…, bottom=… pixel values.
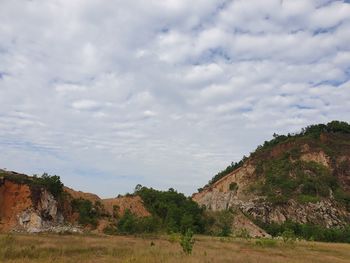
left=180, top=229, right=195, bottom=255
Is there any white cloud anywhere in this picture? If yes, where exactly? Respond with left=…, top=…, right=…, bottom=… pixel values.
left=72, top=100, right=100, bottom=110
left=0, top=0, right=349, bottom=197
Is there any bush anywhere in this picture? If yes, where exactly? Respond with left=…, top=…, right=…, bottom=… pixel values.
left=71, top=198, right=99, bottom=227
left=281, top=229, right=296, bottom=244
left=180, top=229, right=195, bottom=255
left=116, top=209, right=160, bottom=235
left=204, top=210, right=234, bottom=236
left=34, top=173, right=64, bottom=198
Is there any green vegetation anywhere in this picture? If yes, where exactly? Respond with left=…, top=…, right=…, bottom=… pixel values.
left=114, top=209, right=160, bottom=234
left=71, top=198, right=101, bottom=228
left=257, top=220, right=350, bottom=243
left=32, top=173, right=64, bottom=198
left=204, top=210, right=235, bottom=237
left=251, top=150, right=340, bottom=206
left=281, top=229, right=296, bottom=244
left=134, top=186, right=206, bottom=234
left=255, top=120, right=350, bottom=154
left=179, top=229, right=195, bottom=255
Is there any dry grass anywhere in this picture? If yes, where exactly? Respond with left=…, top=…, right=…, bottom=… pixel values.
left=1, top=233, right=350, bottom=263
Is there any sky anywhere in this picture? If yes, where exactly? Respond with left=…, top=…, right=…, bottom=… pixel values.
left=0, top=0, right=350, bottom=198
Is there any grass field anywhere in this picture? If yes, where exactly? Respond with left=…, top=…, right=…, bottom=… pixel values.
left=1, top=233, right=350, bottom=263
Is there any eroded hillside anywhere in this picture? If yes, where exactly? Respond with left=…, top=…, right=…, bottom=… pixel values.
left=0, top=170, right=150, bottom=233
left=193, top=122, right=350, bottom=233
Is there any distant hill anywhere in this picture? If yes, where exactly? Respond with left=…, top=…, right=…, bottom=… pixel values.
left=193, top=121, right=350, bottom=238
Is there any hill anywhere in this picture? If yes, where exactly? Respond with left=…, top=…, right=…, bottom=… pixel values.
left=0, top=170, right=149, bottom=233
left=193, top=121, right=350, bottom=240
left=1, top=121, right=350, bottom=243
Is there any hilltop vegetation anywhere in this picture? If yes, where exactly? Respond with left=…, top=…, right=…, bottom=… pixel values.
left=201, top=120, right=350, bottom=189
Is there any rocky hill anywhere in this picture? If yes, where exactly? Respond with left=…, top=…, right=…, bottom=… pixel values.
left=193, top=121, right=350, bottom=235
left=0, top=170, right=149, bottom=233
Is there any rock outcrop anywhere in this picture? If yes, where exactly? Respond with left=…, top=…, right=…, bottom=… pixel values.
left=193, top=131, right=350, bottom=236
left=0, top=170, right=150, bottom=233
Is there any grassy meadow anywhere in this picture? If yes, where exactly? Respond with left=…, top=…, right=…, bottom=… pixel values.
left=1, top=233, right=350, bottom=263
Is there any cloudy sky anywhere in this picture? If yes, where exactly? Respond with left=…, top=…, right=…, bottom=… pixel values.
left=0, top=0, right=350, bottom=197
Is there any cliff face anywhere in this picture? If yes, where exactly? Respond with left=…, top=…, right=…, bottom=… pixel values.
left=0, top=171, right=150, bottom=233
left=0, top=176, right=64, bottom=232
left=193, top=132, right=350, bottom=232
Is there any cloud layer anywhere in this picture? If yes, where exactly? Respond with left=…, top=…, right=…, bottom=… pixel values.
left=0, top=0, right=350, bottom=197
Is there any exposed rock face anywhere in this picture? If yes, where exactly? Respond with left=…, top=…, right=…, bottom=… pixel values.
left=193, top=137, right=350, bottom=235
left=239, top=200, right=349, bottom=228
left=0, top=180, right=33, bottom=231
left=193, top=163, right=257, bottom=211
left=17, top=189, right=64, bottom=233
left=0, top=178, right=65, bottom=233
left=300, top=150, right=331, bottom=168
left=0, top=173, right=151, bottom=233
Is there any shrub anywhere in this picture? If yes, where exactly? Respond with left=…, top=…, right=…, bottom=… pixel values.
left=116, top=209, right=160, bottom=235
left=34, top=173, right=64, bottom=198
left=71, top=198, right=99, bottom=227
left=281, top=229, right=296, bottom=244
left=204, top=210, right=234, bottom=236
left=180, top=229, right=195, bottom=255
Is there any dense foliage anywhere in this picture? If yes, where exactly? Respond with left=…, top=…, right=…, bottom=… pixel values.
left=257, top=220, right=350, bottom=243
left=135, top=186, right=206, bottom=234
left=71, top=198, right=101, bottom=227
left=32, top=173, right=64, bottom=198
left=113, top=209, right=160, bottom=234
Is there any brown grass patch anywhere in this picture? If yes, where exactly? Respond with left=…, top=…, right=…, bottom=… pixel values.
left=0, top=234, right=349, bottom=263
